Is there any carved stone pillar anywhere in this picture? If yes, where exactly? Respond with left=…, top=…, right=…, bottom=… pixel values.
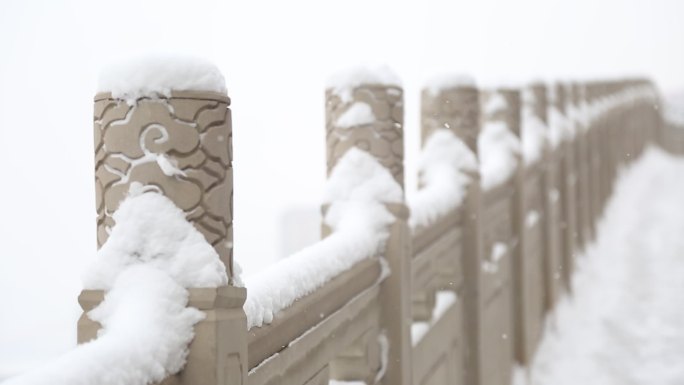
left=421, top=86, right=480, bottom=154
left=553, top=83, right=567, bottom=115
left=93, top=90, right=235, bottom=280
left=529, top=83, right=549, bottom=126
left=483, top=88, right=522, bottom=137
left=325, top=85, right=405, bottom=187
left=325, top=81, right=411, bottom=385
left=420, top=84, right=483, bottom=385
left=84, top=86, right=247, bottom=385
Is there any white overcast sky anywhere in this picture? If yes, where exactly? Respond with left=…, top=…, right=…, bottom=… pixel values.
left=0, top=0, right=683, bottom=376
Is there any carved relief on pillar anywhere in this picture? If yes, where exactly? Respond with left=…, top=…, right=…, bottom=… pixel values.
left=553, top=83, right=567, bottom=114
left=528, top=83, right=548, bottom=125
left=421, top=86, right=481, bottom=155
left=482, top=88, right=522, bottom=138
left=325, top=85, right=405, bottom=187
left=93, top=91, right=234, bottom=277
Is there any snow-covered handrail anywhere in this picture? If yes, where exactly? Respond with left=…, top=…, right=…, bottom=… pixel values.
left=407, top=77, right=665, bottom=385
left=410, top=78, right=479, bottom=230
left=4, top=55, right=248, bottom=385
left=244, top=67, right=413, bottom=385
left=5, top=66, right=668, bottom=385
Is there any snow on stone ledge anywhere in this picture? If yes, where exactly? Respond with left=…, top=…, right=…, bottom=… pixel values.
left=83, top=186, right=228, bottom=290
left=5, top=188, right=230, bottom=385
left=423, top=73, right=476, bottom=96
left=244, top=148, right=401, bottom=329
left=4, top=265, right=204, bottom=385
left=97, top=54, right=227, bottom=103
left=409, top=129, right=476, bottom=229
left=327, top=65, right=401, bottom=102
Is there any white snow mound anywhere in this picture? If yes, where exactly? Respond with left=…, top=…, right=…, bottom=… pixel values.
left=409, top=129, right=476, bottom=228
left=4, top=265, right=204, bottom=385
left=97, top=54, right=227, bottom=103
left=323, top=147, right=403, bottom=204
left=335, top=102, right=376, bottom=128
left=244, top=148, right=400, bottom=329
left=479, top=121, right=521, bottom=190
left=83, top=188, right=228, bottom=290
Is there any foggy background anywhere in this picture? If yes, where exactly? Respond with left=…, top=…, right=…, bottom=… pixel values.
left=1, top=0, right=682, bottom=376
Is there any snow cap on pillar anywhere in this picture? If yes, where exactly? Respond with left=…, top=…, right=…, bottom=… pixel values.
left=94, top=54, right=237, bottom=282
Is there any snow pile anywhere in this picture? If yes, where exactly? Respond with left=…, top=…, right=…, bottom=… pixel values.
left=83, top=185, right=228, bottom=289
left=97, top=54, right=227, bottom=104
left=423, top=73, right=476, bottom=96
left=479, top=94, right=521, bottom=190
left=4, top=189, right=228, bottom=385
left=243, top=148, right=401, bottom=329
left=521, top=89, right=548, bottom=164
left=327, top=65, right=401, bottom=102
left=335, top=101, right=376, bottom=128
left=518, top=147, right=684, bottom=385
left=4, top=265, right=203, bottom=385
left=408, top=129, right=476, bottom=228
left=482, top=242, right=507, bottom=274
left=411, top=291, right=458, bottom=345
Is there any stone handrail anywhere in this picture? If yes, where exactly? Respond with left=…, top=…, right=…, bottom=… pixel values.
left=8, top=64, right=669, bottom=385
left=82, top=75, right=664, bottom=385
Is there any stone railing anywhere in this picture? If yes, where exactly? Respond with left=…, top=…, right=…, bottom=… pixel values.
left=75, top=71, right=669, bottom=385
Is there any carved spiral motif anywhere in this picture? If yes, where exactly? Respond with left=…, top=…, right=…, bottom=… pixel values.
left=93, top=91, right=234, bottom=276
left=325, top=85, right=405, bottom=187
left=420, top=86, right=481, bottom=155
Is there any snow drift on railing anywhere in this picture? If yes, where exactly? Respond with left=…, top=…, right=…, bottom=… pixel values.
left=408, top=129, right=476, bottom=228
left=5, top=188, right=227, bottom=385
left=243, top=148, right=401, bottom=329
left=479, top=94, right=521, bottom=190
left=521, top=88, right=547, bottom=164
left=4, top=265, right=203, bottom=385
left=97, top=54, right=227, bottom=104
